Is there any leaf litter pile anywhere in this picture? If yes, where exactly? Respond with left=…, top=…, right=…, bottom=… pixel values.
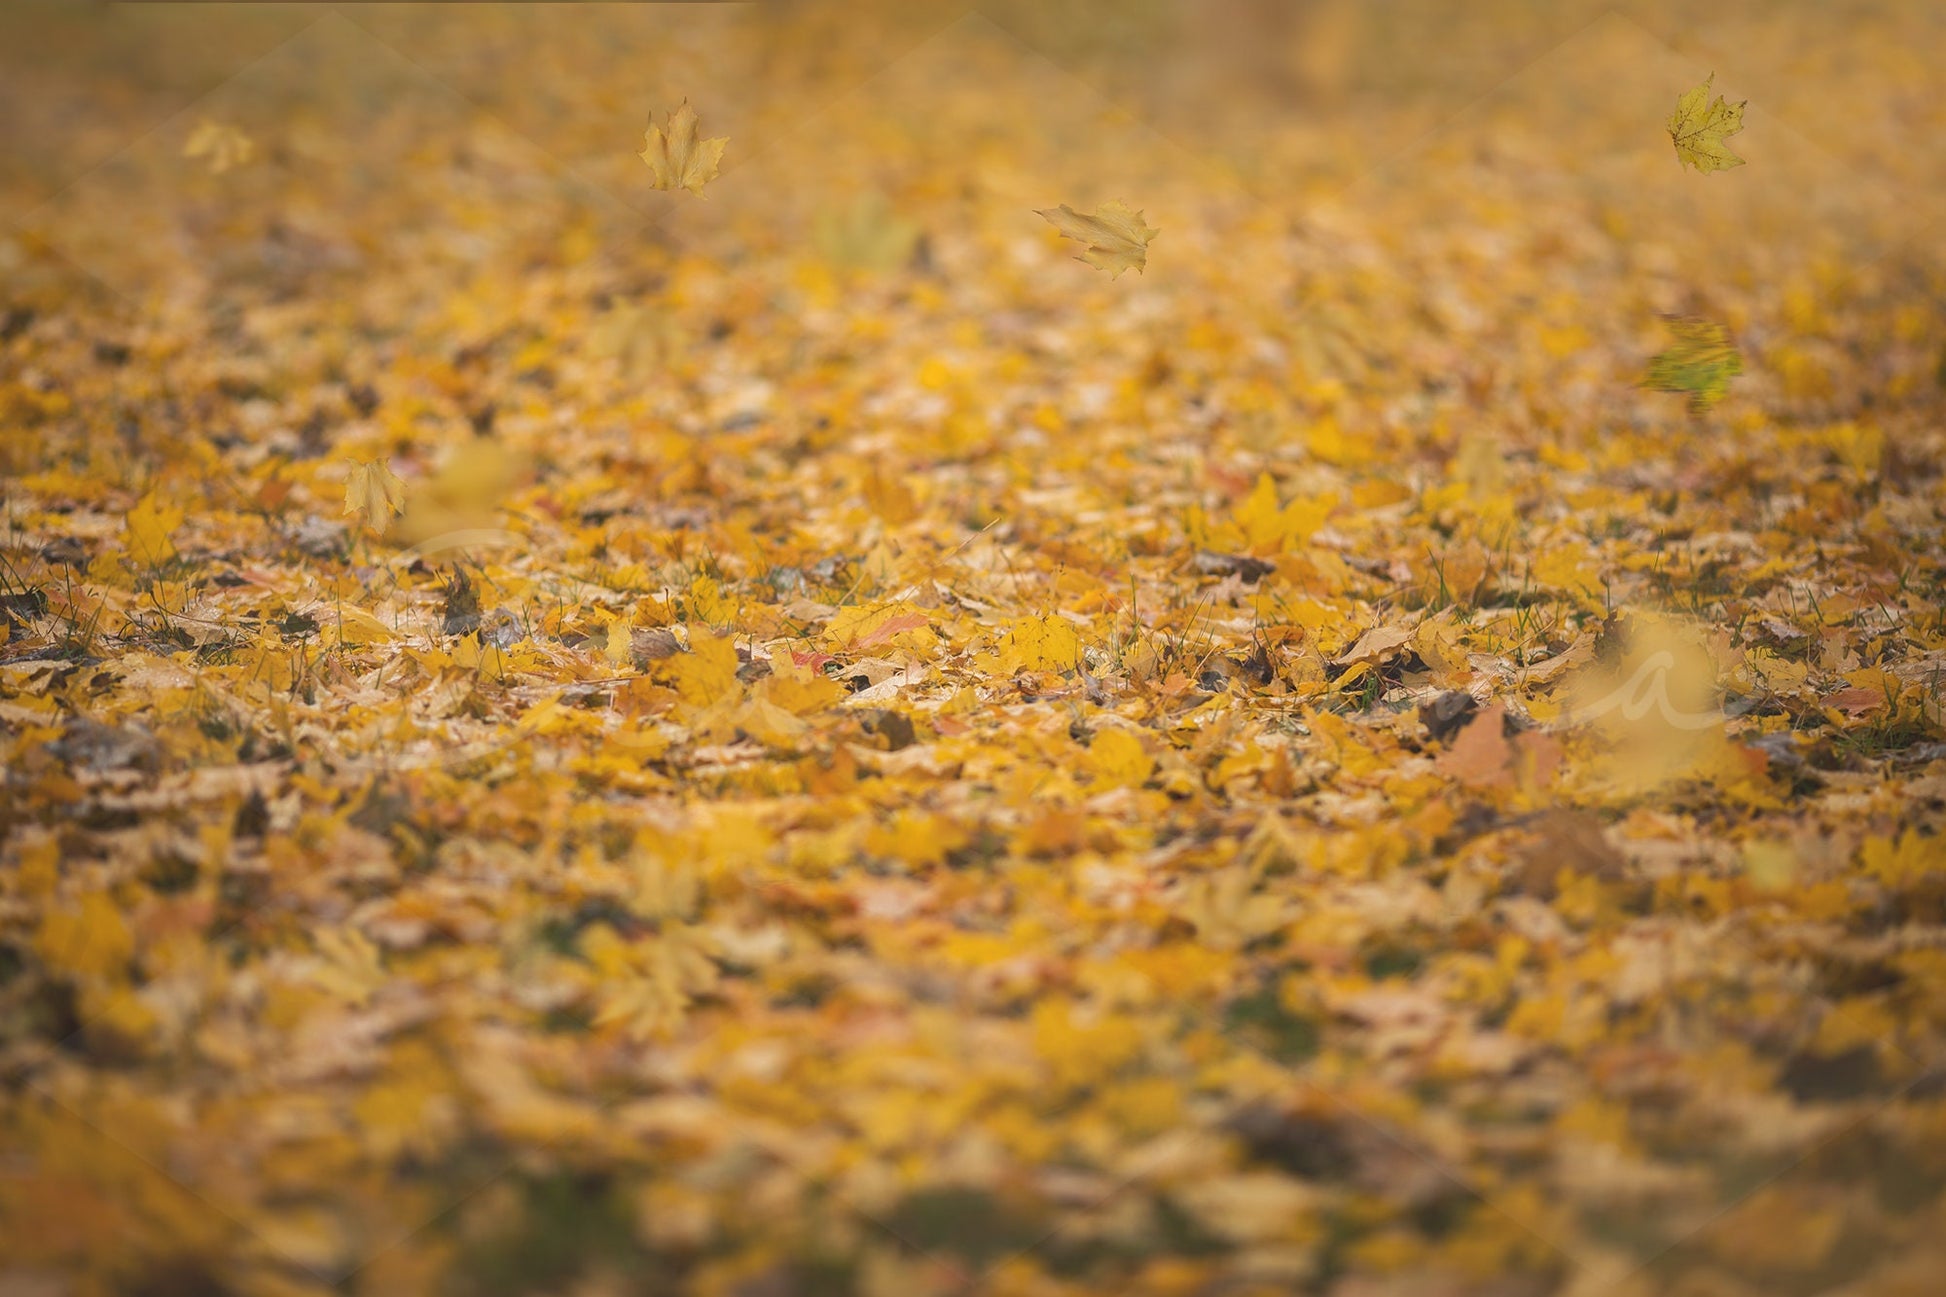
left=3, top=4, right=1946, bottom=1296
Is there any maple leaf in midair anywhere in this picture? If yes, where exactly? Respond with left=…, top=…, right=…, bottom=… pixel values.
left=1644, top=316, right=1742, bottom=413
left=1666, top=74, right=1746, bottom=173
left=343, top=458, right=408, bottom=537
left=183, top=119, right=255, bottom=175
left=639, top=100, right=727, bottom=196
left=1036, top=200, right=1158, bottom=278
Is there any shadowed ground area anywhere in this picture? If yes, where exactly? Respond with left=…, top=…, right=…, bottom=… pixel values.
left=2, top=2, right=1945, bottom=1295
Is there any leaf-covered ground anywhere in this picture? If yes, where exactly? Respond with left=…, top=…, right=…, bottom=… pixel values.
left=4, top=3, right=1946, bottom=1295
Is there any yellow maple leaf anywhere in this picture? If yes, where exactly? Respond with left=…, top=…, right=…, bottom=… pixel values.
left=1861, top=830, right=1942, bottom=890
left=123, top=492, right=183, bottom=567
left=603, top=616, right=632, bottom=667
left=582, top=924, right=717, bottom=1039
left=1036, top=199, right=1158, bottom=278
left=1233, top=472, right=1331, bottom=551
left=305, top=928, right=388, bottom=1006
left=999, top=613, right=1083, bottom=673
left=451, top=631, right=508, bottom=680
left=1666, top=74, right=1746, bottom=174
left=687, top=573, right=738, bottom=626
left=1529, top=543, right=1603, bottom=608
left=665, top=627, right=740, bottom=707
left=864, top=809, right=970, bottom=869
left=327, top=607, right=394, bottom=646
left=1086, top=727, right=1154, bottom=789
left=758, top=653, right=844, bottom=715
left=824, top=599, right=930, bottom=653
left=343, top=458, right=407, bottom=537
left=639, top=99, right=727, bottom=196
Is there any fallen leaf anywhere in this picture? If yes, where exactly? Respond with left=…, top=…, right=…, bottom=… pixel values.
left=998, top=613, right=1083, bottom=673
left=1436, top=703, right=1561, bottom=796
left=1825, top=685, right=1888, bottom=716
left=123, top=493, right=183, bottom=568
left=1333, top=624, right=1412, bottom=669
left=663, top=627, right=740, bottom=708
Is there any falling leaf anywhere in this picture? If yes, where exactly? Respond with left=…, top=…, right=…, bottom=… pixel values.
left=1035, top=199, right=1158, bottom=278
left=183, top=118, right=255, bottom=174
left=639, top=99, right=727, bottom=196
left=1645, top=316, right=1742, bottom=412
left=343, top=458, right=408, bottom=537
left=391, top=437, right=521, bottom=548
left=1667, top=74, right=1746, bottom=173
